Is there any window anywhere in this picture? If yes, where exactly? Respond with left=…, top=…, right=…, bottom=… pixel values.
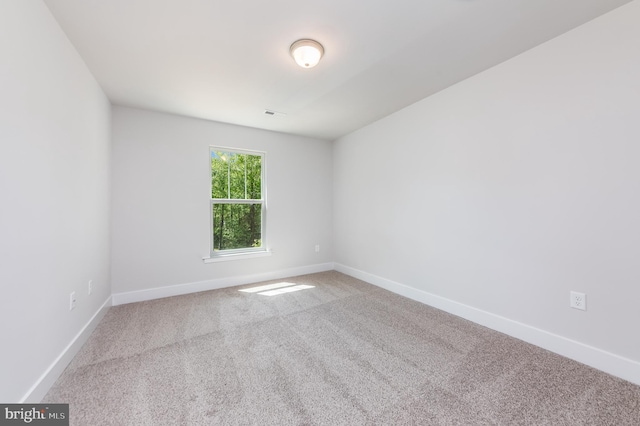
left=209, top=147, right=266, bottom=258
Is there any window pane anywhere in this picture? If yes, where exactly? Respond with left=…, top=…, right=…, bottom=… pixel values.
left=211, top=151, right=229, bottom=198
left=229, top=153, right=245, bottom=199
left=246, top=154, right=262, bottom=199
left=211, top=150, right=262, bottom=201
left=212, top=203, right=262, bottom=250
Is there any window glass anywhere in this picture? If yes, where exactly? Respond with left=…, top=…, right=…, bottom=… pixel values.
left=210, top=148, right=265, bottom=255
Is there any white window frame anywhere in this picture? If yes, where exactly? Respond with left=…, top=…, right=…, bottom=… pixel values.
left=205, top=146, right=268, bottom=262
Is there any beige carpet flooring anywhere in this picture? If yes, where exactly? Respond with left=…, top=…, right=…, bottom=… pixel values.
left=44, top=271, right=640, bottom=425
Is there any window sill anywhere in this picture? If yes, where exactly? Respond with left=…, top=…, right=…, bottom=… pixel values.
left=202, top=250, right=272, bottom=263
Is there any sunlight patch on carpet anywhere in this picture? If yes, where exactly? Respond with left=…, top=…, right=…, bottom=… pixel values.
left=238, top=282, right=315, bottom=296
left=238, top=282, right=297, bottom=293
left=257, top=284, right=315, bottom=296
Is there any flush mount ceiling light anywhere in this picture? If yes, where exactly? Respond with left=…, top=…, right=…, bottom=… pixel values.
left=290, top=39, right=324, bottom=68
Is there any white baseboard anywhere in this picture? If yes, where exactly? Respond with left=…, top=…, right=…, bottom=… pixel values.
left=22, top=296, right=112, bottom=403
left=112, top=262, right=335, bottom=306
left=334, top=263, right=640, bottom=387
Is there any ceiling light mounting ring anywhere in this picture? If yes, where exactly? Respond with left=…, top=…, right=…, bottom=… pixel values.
left=290, top=39, right=324, bottom=69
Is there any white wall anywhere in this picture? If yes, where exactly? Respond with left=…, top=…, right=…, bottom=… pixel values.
left=0, top=1, right=112, bottom=402
left=334, top=1, right=640, bottom=381
left=111, top=107, right=333, bottom=299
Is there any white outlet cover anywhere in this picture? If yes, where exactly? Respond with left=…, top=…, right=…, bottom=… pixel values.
left=570, top=291, right=586, bottom=311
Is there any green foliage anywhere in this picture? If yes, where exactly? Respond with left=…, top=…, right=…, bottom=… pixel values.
left=211, top=151, right=261, bottom=200
left=211, top=150, right=263, bottom=251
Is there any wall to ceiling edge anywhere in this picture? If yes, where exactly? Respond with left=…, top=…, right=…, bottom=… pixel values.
left=333, top=0, right=640, bottom=385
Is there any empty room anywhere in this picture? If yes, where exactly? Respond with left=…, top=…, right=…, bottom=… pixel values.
left=2, top=0, right=640, bottom=424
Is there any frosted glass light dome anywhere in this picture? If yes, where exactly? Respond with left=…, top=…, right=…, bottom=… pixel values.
left=290, top=39, right=324, bottom=68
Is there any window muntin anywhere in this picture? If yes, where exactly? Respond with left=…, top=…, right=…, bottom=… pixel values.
left=210, top=148, right=265, bottom=256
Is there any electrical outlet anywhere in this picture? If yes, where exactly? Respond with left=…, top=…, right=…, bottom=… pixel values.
left=88, top=280, right=93, bottom=295
left=570, top=291, right=586, bottom=311
left=70, top=292, right=77, bottom=311
left=315, top=245, right=320, bottom=253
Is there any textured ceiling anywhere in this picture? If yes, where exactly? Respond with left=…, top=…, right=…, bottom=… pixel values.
left=44, top=0, right=631, bottom=140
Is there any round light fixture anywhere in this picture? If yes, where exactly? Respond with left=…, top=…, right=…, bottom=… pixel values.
left=290, top=39, right=324, bottom=68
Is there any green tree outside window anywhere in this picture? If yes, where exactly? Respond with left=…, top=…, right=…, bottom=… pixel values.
left=210, top=149, right=264, bottom=252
